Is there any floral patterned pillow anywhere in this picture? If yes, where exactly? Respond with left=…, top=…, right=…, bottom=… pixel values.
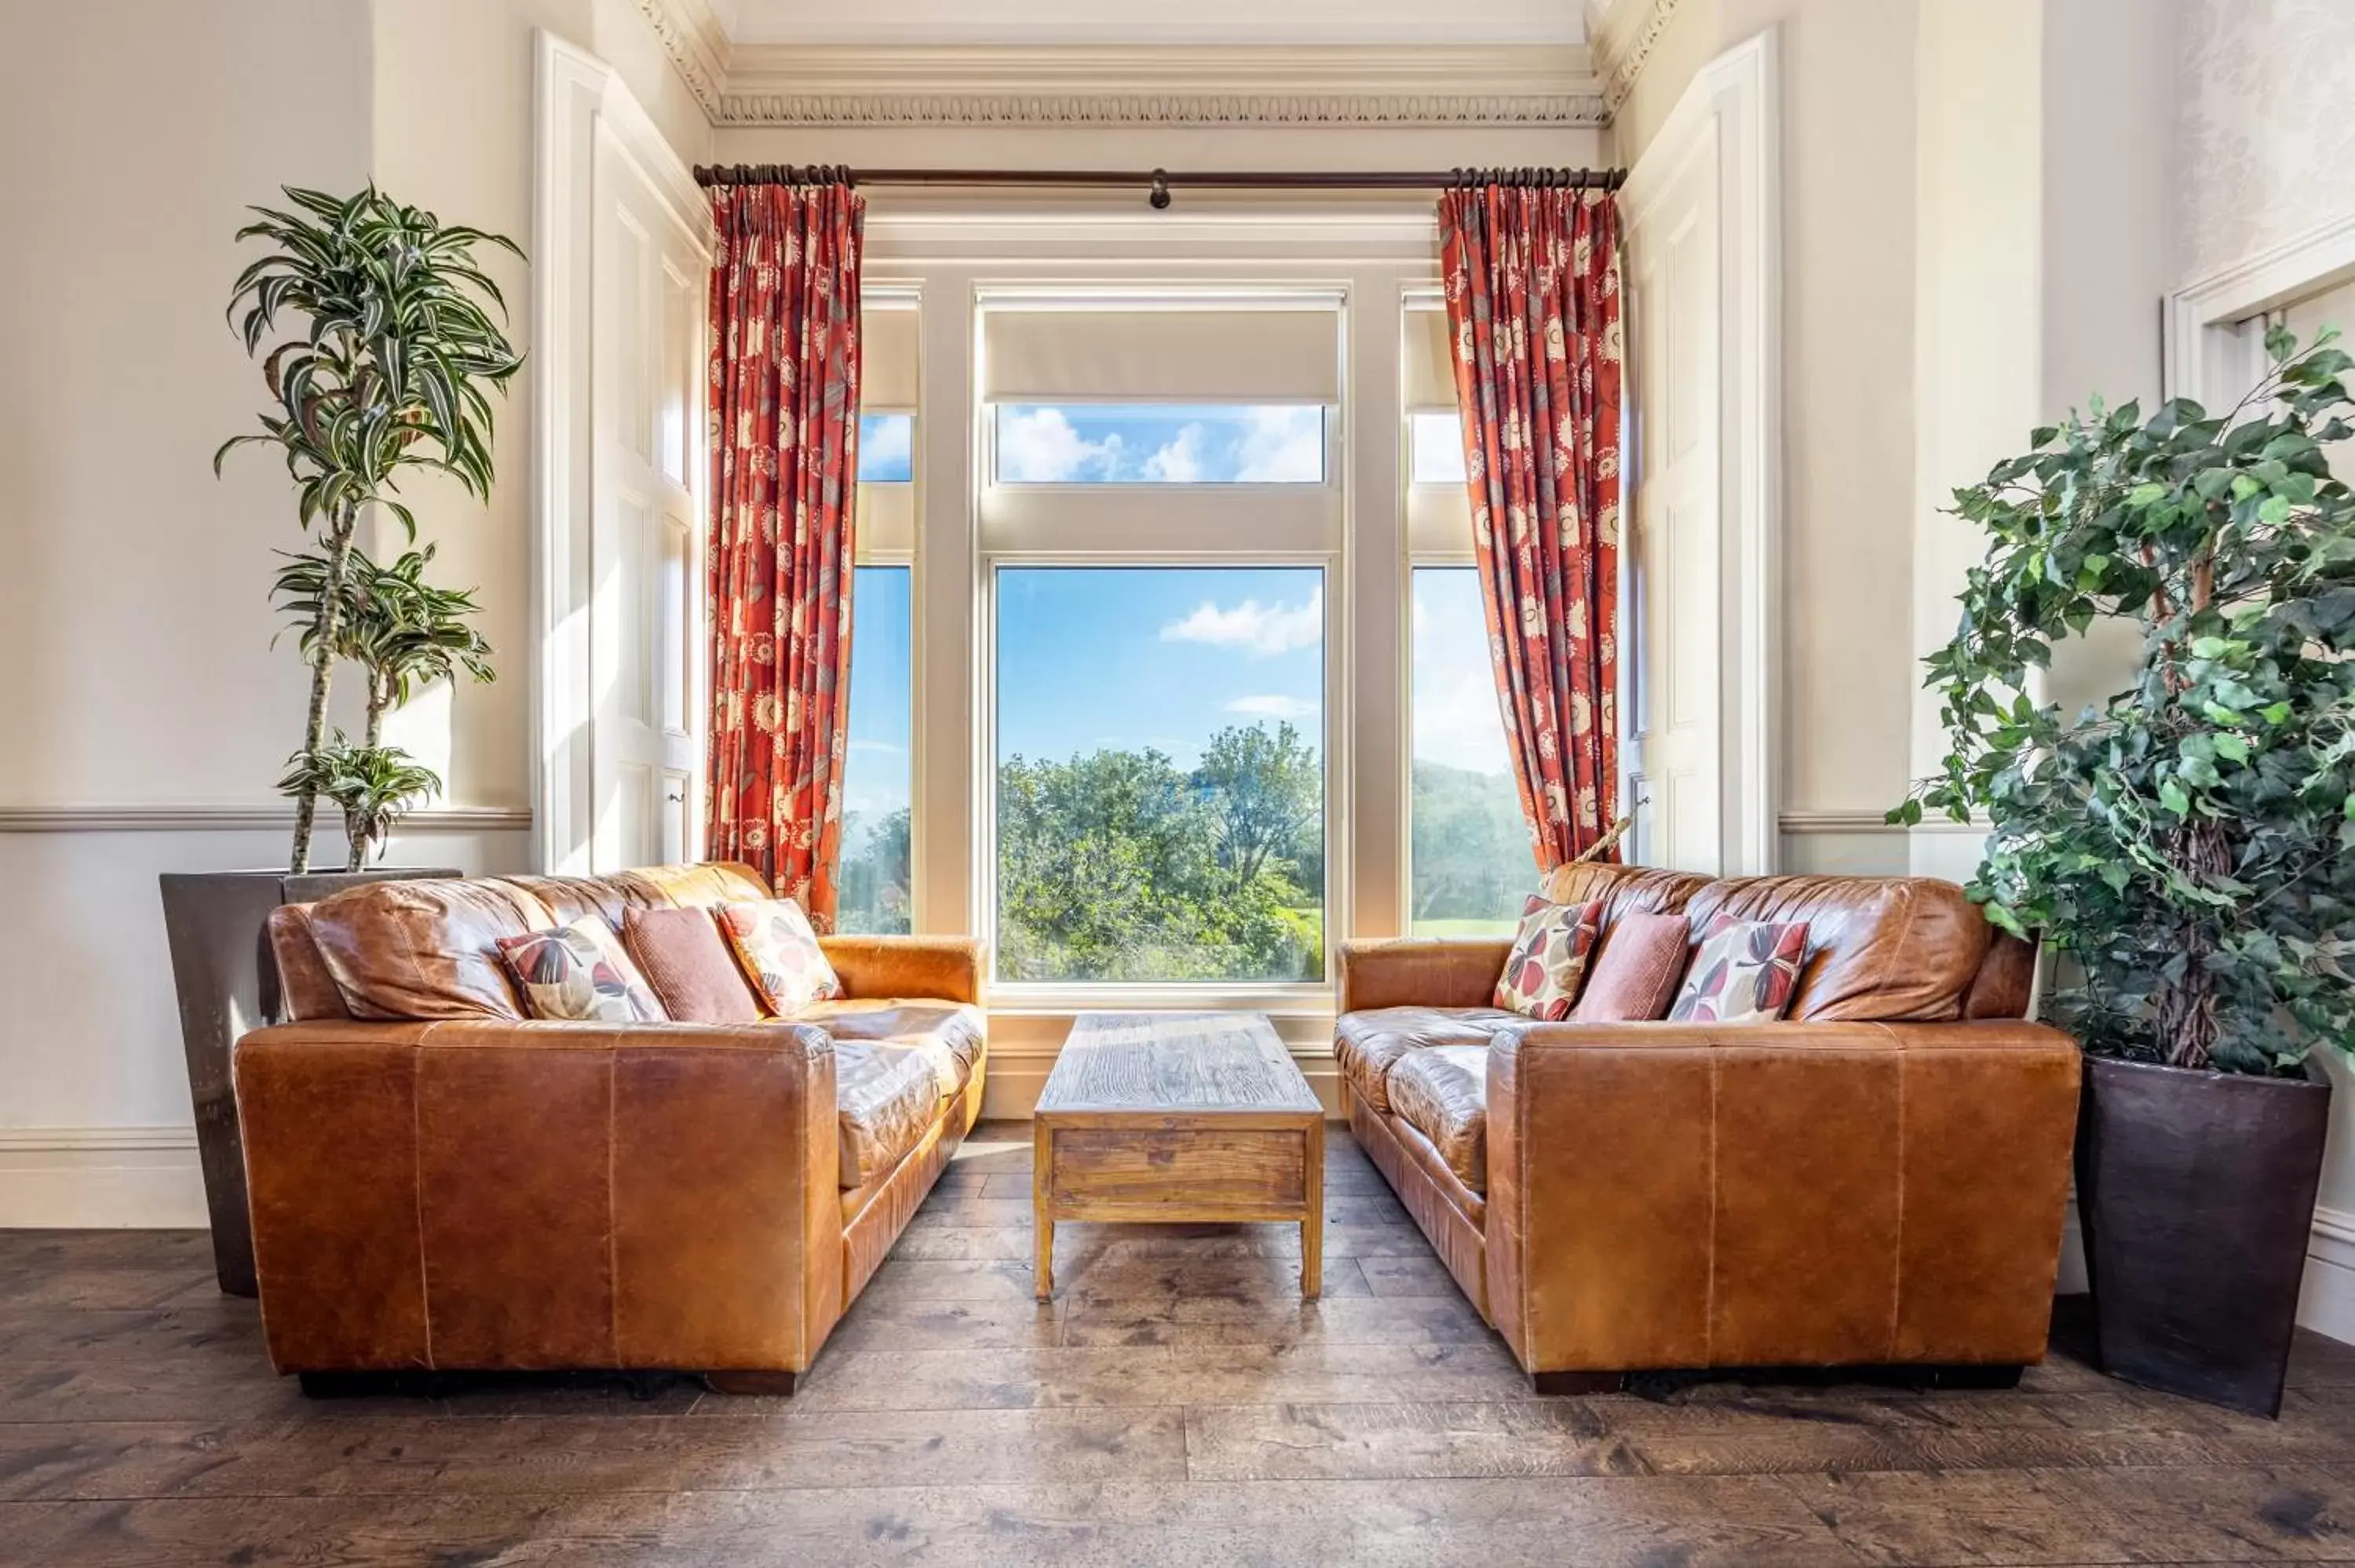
left=1493, top=896, right=1605, bottom=1021
left=1667, top=915, right=1810, bottom=1024
left=495, top=919, right=666, bottom=1024
left=717, top=899, right=843, bottom=1016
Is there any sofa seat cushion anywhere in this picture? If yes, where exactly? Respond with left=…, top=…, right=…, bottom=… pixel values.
left=796, top=999, right=986, bottom=1102
left=833, top=1040, right=941, bottom=1189
left=1335, top=1007, right=1518, bottom=1116
left=1386, top=1044, right=1490, bottom=1194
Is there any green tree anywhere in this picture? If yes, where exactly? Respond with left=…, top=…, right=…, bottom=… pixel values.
left=1410, top=760, right=1532, bottom=923
left=1194, top=722, right=1322, bottom=888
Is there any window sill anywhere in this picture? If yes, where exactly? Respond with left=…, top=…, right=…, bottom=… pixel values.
left=985, top=983, right=1336, bottom=1019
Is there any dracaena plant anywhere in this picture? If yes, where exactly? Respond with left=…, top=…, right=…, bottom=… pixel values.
left=216, top=186, right=522, bottom=873
left=1895, top=326, right=2355, bottom=1076
left=276, top=735, right=444, bottom=873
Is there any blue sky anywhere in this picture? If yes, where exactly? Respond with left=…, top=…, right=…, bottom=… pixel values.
left=841, top=564, right=913, bottom=835
left=998, top=567, right=1325, bottom=768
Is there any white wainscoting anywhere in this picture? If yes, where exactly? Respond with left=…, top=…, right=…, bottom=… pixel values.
left=0, top=809, right=531, bottom=1227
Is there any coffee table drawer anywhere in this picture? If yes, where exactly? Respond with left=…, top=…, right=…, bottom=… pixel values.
left=1046, top=1127, right=1309, bottom=1216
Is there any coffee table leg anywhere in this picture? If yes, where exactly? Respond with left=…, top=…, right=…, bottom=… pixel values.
left=1302, top=1115, right=1324, bottom=1300
left=1032, top=1119, right=1054, bottom=1302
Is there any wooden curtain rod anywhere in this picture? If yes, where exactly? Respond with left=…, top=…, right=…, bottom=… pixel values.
left=692, top=164, right=1625, bottom=209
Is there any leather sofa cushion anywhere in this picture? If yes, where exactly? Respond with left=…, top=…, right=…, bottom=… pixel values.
left=1335, top=1007, right=1518, bottom=1115
left=309, top=878, right=552, bottom=1020
left=1386, top=1044, right=1490, bottom=1194
left=833, top=1040, right=940, bottom=1189
left=1572, top=910, right=1692, bottom=1021
left=1542, top=862, right=1711, bottom=932
left=623, top=906, right=763, bottom=1024
left=795, top=999, right=986, bottom=1103
left=1688, top=875, right=1992, bottom=1022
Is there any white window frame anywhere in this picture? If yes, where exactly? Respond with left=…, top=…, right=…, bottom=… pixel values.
left=973, top=286, right=1346, bottom=1009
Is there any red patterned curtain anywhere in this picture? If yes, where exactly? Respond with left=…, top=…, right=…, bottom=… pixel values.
left=706, top=181, right=865, bottom=921
left=1439, top=184, right=1623, bottom=871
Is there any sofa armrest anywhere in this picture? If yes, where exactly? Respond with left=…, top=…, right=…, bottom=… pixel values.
left=1484, top=1020, right=2080, bottom=1377
left=232, top=1018, right=845, bottom=1376
left=1337, top=938, right=1513, bottom=1013
left=820, top=935, right=986, bottom=1005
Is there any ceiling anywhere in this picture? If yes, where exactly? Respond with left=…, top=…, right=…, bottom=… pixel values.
left=704, top=0, right=1586, bottom=47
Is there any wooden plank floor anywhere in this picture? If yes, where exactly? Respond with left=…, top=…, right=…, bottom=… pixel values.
left=3, top=1122, right=2353, bottom=1566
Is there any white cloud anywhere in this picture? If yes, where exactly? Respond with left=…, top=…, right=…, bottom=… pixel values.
left=1143, top=422, right=1210, bottom=483
left=1411, top=575, right=1513, bottom=776
left=1225, top=694, right=1320, bottom=720
left=1159, top=585, right=1324, bottom=657
left=1235, top=406, right=1325, bottom=483
left=997, top=407, right=1124, bottom=482
left=860, top=414, right=911, bottom=472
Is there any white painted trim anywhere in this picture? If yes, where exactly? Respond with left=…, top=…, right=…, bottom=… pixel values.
left=1588, top=0, right=1689, bottom=112
left=619, top=10, right=1609, bottom=128
left=1619, top=27, right=1781, bottom=877
left=1777, top=809, right=1987, bottom=836
left=0, top=1129, right=206, bottom=1229
left=0, top=806, right=531, bottom=834
left=2307, top=1205, right=2355, bottom=1344
left=2167, top=209, right=2355, bottom=409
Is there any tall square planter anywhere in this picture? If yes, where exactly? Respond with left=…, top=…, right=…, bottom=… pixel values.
left=159, top=866, right=458, bottom=1295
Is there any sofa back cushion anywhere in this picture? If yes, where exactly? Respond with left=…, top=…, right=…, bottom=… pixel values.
left=1540, top=861, right=1711, bottom=932
left=294, top=862, right=774, bottom=1023
left=1685, top=874, right=1991, bottom=1022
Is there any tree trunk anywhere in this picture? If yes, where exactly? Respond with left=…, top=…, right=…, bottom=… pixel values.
left=2156, top=818, right=2231, bottom=1070
left=287, top=510, right=359, bottom=874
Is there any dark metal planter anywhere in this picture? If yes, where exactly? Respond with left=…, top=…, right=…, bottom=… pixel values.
left=2075, top=1054, right=2331, bottom=1418
left=159, top=866, right=458, bottom=1296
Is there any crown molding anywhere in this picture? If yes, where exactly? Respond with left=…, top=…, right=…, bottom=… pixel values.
left=622, top=9, right=1606, bottom=129
left=1588, top=0, right=1687, bottom=111
left=631, top=0, right=729, bottom=117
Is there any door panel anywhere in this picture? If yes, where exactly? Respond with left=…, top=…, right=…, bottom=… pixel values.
left=591, top=131, right=706, bottom=875
left=1627, top=137, right=1724, bottom=874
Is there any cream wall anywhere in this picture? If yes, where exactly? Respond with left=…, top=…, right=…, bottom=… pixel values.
left=0, top=0, right=703, bottom=1223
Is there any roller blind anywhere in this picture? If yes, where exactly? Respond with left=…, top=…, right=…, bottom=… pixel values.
left=863, top=305, right=920, bottom=410
left=980, top=306, right=1341, bottom=403
left=1403, top=306, right=1461, bottom=411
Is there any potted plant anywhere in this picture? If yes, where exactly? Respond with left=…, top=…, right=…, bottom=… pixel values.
left=1897, top=326, right=2353, bottom=1417
left=159, top=188, right=522, bottom=1294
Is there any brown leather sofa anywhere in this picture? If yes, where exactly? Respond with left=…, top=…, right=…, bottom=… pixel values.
left=233, top=862, right=984, bottom=1395
left=1336, top=862, right=2077, bottom=1392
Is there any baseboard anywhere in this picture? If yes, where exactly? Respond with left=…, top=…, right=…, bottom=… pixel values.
left=0, top=1127, right=206, bottom=1227
left=2306, top=1205, right=2355, bottom=1344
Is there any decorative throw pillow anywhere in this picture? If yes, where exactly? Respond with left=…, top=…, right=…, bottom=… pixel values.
left=1570, top=911, right=1692, bottom=1023
left=717, top=898, right=844, bottom=1016
left=1667, top=915, right=1809, bottom=1024
left=1493, top=896, right=1605, bottom=1020
left=495, top=918, right=666, bottom=1024
left=623, top=906, right=763, bottom=1024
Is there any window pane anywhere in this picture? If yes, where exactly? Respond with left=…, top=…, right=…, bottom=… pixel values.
left=1409, top=410, right=1468, bottom=486
left=1410, top=567, right=1532, bottom=936
left=993, top=405, right=1325, bottom=484
left=838, top=565, right=912, bottom=934
left=858, top=413, right=913, bottom=483
left=996, top=567, right=1326, bottom=983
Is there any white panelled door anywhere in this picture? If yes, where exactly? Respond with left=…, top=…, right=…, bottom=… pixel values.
left=1625, top=129, right=1723, bottom=874
left=1619, top=31, right=1780, bottom=877
left=590, top=125, right=707, bottom=873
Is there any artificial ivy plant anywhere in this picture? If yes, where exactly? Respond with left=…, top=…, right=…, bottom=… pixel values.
left=1897, top=327, right=2355, bottom=1077
left=216, top=186, right=522, bottom=873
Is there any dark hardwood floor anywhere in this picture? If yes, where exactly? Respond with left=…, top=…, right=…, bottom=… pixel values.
left=3, top=1122, right=2353, bottom=1566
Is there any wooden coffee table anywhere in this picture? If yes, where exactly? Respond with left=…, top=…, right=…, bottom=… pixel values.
left=1032, top=1012, right=1325, bottom=1300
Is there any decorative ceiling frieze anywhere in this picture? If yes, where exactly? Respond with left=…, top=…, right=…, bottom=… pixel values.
left=1587, top=0, right=1685, bottom=111
left=631, top=0, right=1606, bottom=128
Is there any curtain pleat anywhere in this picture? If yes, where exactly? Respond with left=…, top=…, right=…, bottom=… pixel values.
left=704, top=182, right=865, bottom=921
left=1440, top=184, right=1624, bottom=871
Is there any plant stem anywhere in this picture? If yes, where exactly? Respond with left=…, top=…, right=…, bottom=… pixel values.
left=289, top=508, right=358, bottom=874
